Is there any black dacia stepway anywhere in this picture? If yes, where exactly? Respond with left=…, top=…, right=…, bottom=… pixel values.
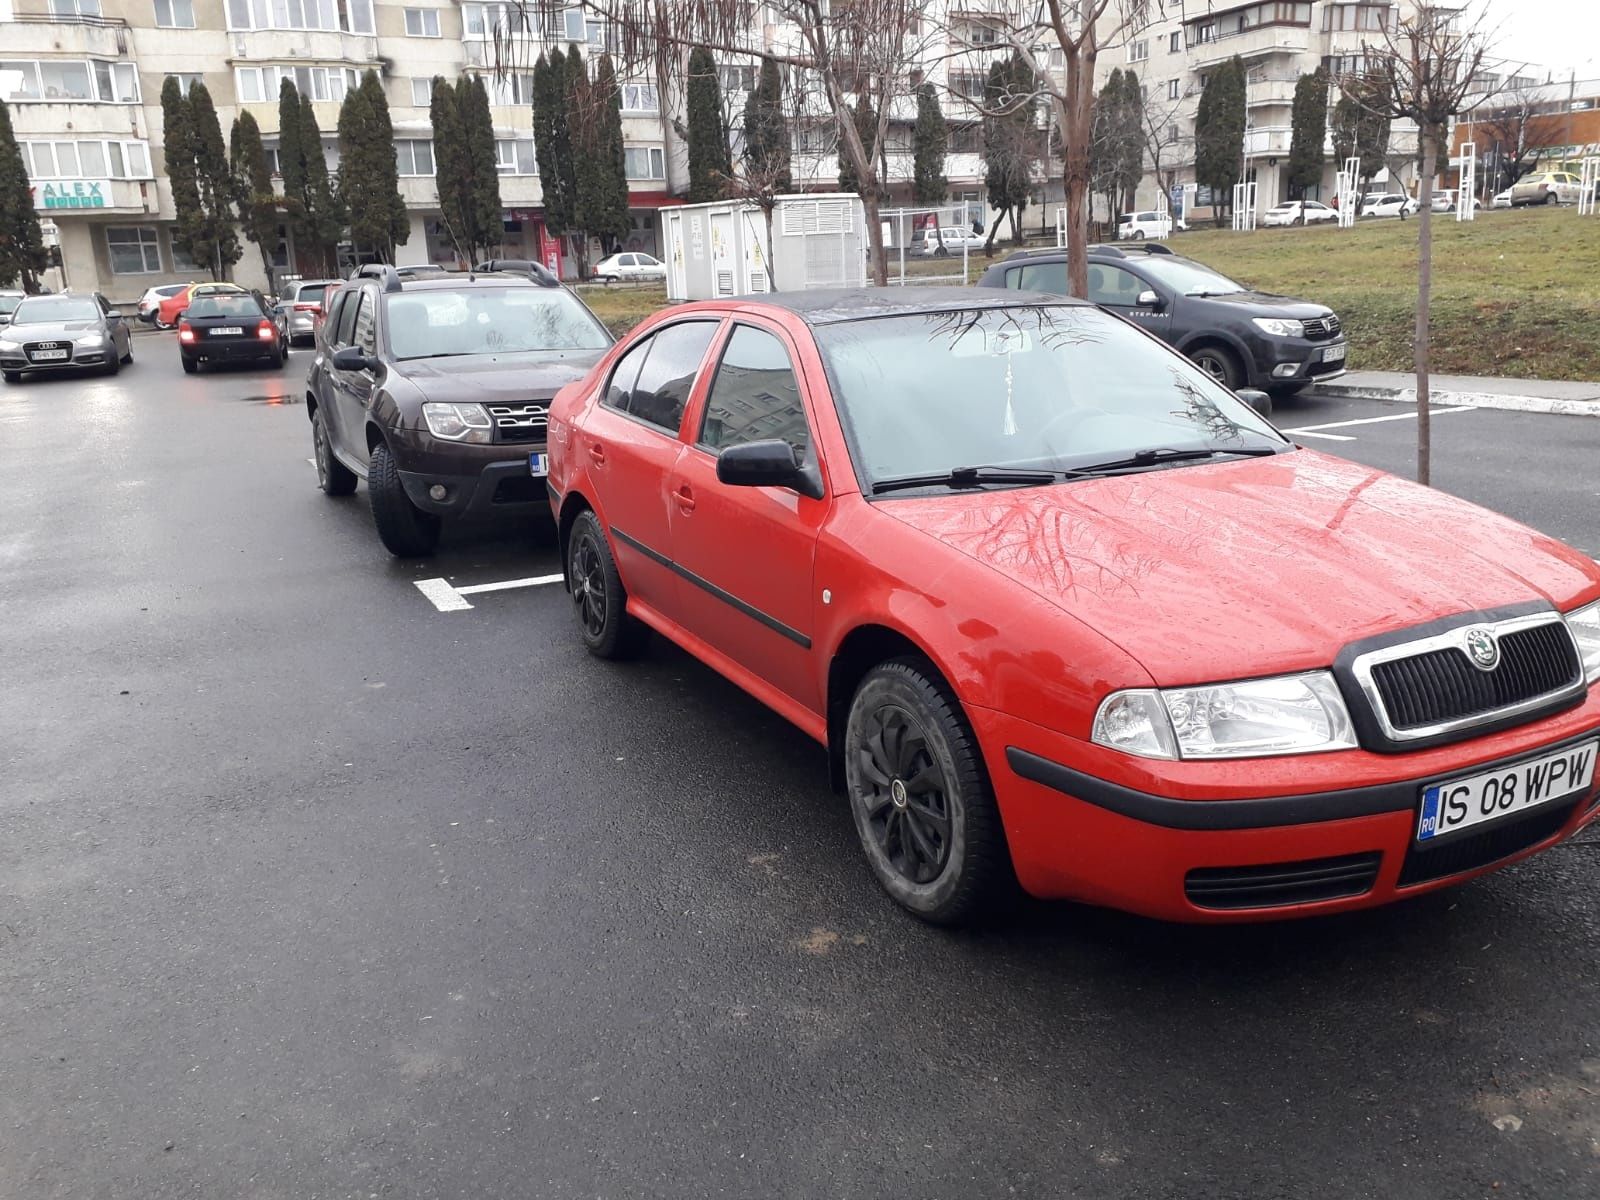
left=976, top=243, right=1349, bottom=397
left=306, top=264, right=613, bottom=558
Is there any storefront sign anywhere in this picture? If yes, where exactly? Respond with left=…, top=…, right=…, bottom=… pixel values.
left=34, top=180, right=111, bottom=210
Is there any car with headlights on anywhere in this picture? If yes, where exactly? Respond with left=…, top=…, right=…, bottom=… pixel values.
left=0, top=292, right=133, bottom=381
left=546, top=287, right=1600, bottom=926
left=977, top=243, right=1348, bottom=396
left=305, top=263, right=613, bottom=557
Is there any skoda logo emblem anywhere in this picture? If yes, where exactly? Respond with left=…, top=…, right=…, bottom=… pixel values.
left=1464, top=627, right=1500, bottom=671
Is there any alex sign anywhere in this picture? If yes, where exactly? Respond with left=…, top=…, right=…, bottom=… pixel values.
left=33, top=180, right=111, bottom=210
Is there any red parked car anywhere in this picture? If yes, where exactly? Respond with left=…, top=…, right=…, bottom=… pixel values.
left=545, top=289, right=1600, bottom=925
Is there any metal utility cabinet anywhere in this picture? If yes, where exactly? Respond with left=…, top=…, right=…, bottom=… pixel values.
left=660, top=194, right=867, bottom=301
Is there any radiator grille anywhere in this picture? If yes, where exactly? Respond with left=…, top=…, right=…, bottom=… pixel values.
left=1370, top=621, right=1580, bottom=732
left=486, top=401, right=548, bottom=444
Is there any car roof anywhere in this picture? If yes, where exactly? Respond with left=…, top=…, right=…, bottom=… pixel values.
left=714, top=286, right=1090, bottom=326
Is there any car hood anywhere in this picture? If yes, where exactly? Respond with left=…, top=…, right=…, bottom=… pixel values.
left=5, top=320, right=97, bottom=339
left=1193, top=291, right=1332, bottom=319
left=876, top=450, right=1599, bottom=686
left=389, top=349, right=607, bottom=414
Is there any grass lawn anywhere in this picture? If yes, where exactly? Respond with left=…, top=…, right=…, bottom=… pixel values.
left=575, top=207, right=1600, bottom=380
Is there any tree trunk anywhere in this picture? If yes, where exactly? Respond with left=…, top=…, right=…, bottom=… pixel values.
left=762, top=203, right=777, bottom=290
left=1059, top=31, right=1098, bottom=299
left=861, top=188, right=887, bottom=286
left=1414, top=128, right=1437, bottom=487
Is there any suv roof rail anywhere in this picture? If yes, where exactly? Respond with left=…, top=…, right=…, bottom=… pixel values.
left=352, top=263, right=404, bottom=292
left=1086, top=242, right=1177, bottom=258
left=475, top=259, right=561, bottom=288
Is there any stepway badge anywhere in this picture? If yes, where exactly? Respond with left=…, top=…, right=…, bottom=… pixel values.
left=40, top=181, right=108, bottom=210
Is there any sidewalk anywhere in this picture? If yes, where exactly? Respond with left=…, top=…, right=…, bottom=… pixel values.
left=1311, top=370, right=1600, bottom=415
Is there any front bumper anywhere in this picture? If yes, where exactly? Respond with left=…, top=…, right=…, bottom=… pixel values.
left=1255, top=334, right=1349, bottom=388
left=977, top=697, right=1600, bottom=922
left=389, top=428, right=550, bottom=517
left=0, top=344, right=112, bottom=372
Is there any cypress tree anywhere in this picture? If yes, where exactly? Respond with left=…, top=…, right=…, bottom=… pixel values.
left=162, top=76, right=203, bottom=272
left=186, top=82, right=241, bottom=279
left=685, top=46, right=728, bottom=202
left=459, top=75, right=502, bottom=262
left=586, top=55, right=629, bottom=252
left=298, top=93, right=345, bottom=273
left=429, top=75, right=470, bottom=262
left=0, top=99, right=48, bottom=291
left=742, top=58, right=790, bottom=193
left=360, top=70, right=409, bottom=256
left=337, top=81, right=386, bottom=258
left=532, top=51, right=576, bottom=239
left=278, top=77, right=306, bottom=238
left=563, top=47, right=596, bottom=274
left=1195, top=55, right=1247, bottom=222
left=982, top=55, right=1035, bottom=245
left=1287, top=67, right=1330, bottom=215
left=230, top=110, right=279, bottom=276
left=912, top=83, right=948, bottom=206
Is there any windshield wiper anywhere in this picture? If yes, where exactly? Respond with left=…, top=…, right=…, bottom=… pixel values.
left=871, top=465, right=1066, bottom=495
left=397, top=351, right=477, bottom=360
left=1070, top=446, right=1281, bottom=475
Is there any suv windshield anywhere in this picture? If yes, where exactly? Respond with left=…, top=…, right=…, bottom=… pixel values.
left=384, top=287, right=611, bottom=359
left=816, top=305, right=1286, bottom=491
left=13, top=296, right=100, bottom=323
left=1133, top=255, right=1247, bottom=296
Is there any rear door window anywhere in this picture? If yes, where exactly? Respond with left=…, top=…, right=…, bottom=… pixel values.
left=626, top=321, right=718, bottom=432
left=603, top=337, right=652, bottom=413
left=334, top=288, right=362, bottom=347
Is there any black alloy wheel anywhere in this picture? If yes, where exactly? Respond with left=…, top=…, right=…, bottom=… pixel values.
left=844, top=659, right=1015, bottom=925
left=565, top=509, right=647, bottom=659
left=313, top=407, right=357, bottom=496
left=1191, top=345, right=1241, bottom=391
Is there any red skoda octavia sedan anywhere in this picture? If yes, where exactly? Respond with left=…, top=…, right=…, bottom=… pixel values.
left=545, top=289, right=1600, bottom=924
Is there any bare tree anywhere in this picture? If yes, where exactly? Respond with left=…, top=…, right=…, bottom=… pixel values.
left=504, top=0, right=933, bottom=285
left=1473, top=79, right=1563, bottom=194
left=1365, top=1, right=1495, bottom=486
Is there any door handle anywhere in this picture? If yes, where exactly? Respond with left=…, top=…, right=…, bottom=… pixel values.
left=673, top=485, right=696, bottom=513
left=588, top=442, right=606, bottom=466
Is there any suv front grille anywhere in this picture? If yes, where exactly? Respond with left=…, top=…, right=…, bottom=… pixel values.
left=1302, top=315, right=1341, bottom=339
left=486, top=401, right=549, bottom=444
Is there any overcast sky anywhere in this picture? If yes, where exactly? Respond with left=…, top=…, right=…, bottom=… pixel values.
left=1484, top=0, right=1600, bottom=80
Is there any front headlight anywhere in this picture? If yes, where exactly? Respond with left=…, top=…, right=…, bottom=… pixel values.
left=1251, top=317, right=1304, bottom=338
left=1093, top=671, right=1357, bottom=760
left=422, top=401, right=492, bottom=443
left=75, top=331, right=106, bottom=347
left=0, top=334, right=20, bottom=350
left=1564, top=600, right=1600, bottom=684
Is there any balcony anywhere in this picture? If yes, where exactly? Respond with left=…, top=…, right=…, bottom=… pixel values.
left=1246, top=74, right=1300, bottom=106
left=1189, top=25, right=1310, bottom=67
left=29, top=177, right=155, bottom=215
left=4, top=14, right=131, bottom=58
left=227, top=28, right=379, bottom=65
left=1243, top=125, right=1292, bottom=156
left=10, top=102, right=146, bottom=136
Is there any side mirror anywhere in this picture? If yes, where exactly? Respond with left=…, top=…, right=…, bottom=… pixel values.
left=1136, top=289, right=1165, bottom=310
left=1236, top=388, right=1273, bottom=418
left=332, top=345, right=372, bottom=372
left=716, top=439, right=804, bottom=491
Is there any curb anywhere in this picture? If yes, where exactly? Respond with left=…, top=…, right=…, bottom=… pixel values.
left=1311, top=382, right=1600, bottom=417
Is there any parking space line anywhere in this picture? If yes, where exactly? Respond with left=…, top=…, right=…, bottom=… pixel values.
left=1282, top=406, right=1473, bottom=440
left=414, top=578, right=474, bottom=612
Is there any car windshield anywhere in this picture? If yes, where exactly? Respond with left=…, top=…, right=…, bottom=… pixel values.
left=1130, top=255, right=1248, bottom=296
left=816, top=305, right=1287, bottom=491
left=0, top=295, right=21, bottom=316
left=13, top=296, right=99, bottom=323
left=384, top=288, right=611, bottom=359
left=188, top=296, right=264, bottom=319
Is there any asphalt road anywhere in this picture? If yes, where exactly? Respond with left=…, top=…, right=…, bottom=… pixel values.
left=3, top=336, right=1599, bottom=1199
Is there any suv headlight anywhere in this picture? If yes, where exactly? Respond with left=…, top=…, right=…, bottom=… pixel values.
left=1564, top=600, right=1600, bottom=684
left=1251, top=317, right=1304, bottom=338
left=422, top=401, right=492, bottom=443
left=1092, top=671, right=1357, bottom=760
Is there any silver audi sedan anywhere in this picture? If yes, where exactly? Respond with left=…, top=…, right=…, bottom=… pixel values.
left=0, top=293, right=134, bottom=382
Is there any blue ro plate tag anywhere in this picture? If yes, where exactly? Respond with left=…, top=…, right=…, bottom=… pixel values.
left=528, top=452, right=549, bottom=477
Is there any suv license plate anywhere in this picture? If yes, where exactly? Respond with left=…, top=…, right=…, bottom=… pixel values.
left=1416, top=739, right=1597, bottom=842
left=214, top=326, right=243, bottom=336
left=1323, top=345, right=1347, bottom=363
left=528, top=452, right=549, bottom=477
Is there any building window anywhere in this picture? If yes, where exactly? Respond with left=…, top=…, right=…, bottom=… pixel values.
left=51, top=0, right=100, bottom=16
left=462, top=3, right=533, bottom=37
left=623, top=145, right=665, bottom=180
left=1322, top=4, right=1390, bottom=33
left=794, top=124, right=832, bottom=153
left=1167, top=78, right=1180, bottom=100
left=226, top=0, right=373, bottom=34
left=495, top=137, right=537, bottom=174
left=586, top=17, right=618, bottom=52
left=486, top=72, right=535, bottom=104
left=948, top=71, right=985, bottom=100
left=718, top=63, right=756, bottom=93
left=1169, top=30, right=1180, bottom=52
left=166, top=72, right=204, bottom=95
left=93, top=61, right=140, bottom=102
left=21, top=138, right=151, bottom=179
left=542, top=6, right=586, bottom=41
left=948, top=123, right=981, bottom=154
left=153, top=0, right=196, bottom=27
left=1127, top=39, right=1148, bottom=63
left=410, top=77, right=432, bottom=107
left=621, top=83, right=658, bottom=113
left=395, top=139, right=434, bottom=176
left=403, top=7, right=440, bottom=36
left=235, top=65, right=360, bottom=104
left=1166, top=123, right=1179, bottom=144
left=107, top=226, right=162, bottom=274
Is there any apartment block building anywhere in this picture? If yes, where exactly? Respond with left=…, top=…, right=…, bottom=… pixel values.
left=0, top=0, right=678, bottom=299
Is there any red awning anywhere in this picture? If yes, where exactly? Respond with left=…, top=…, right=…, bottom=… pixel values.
left=626, top=193, right=684, bottom=209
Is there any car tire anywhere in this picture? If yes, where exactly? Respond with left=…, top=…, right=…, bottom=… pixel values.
left=1131, top=230, right=1146, bottom=240
left=368, top=440, right=440, bottom=558
left=565, top=509, right=649, bottom=659
left=1191, top=344, right=1242, bottom=391
left=312, top=407, right=357, bottom=497
left=1544, top=191, right=1558, bottom=205
left=154, top=317, right=172, bottom=331
left=102, top=355, right=120, bottom=377
left=844, top=658, right=1016, bottom=926
left=182, top=357, right=198, bottom=374
left=121, top=343, right=133, bottom=365
left=269, top=350, right=285, bottom=369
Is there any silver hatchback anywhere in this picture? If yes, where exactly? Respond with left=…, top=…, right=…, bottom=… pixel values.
left=276, top=279, right=340, bottom=344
